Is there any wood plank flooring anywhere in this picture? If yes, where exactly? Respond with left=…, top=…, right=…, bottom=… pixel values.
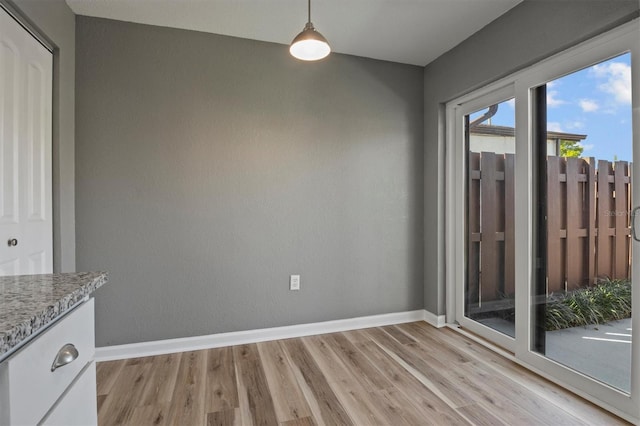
left=96, top=322, right=629, bottom=425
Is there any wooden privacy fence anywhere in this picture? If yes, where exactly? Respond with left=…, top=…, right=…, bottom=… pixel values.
left=468, top=152, right=632, bottom=305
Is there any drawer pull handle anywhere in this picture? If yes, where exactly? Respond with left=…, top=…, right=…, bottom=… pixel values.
left=51, top=343, right=79, bottom=372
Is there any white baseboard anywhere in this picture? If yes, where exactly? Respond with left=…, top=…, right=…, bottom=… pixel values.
left=96, top=309, right=440, bottom=362
left=423, top=309, right=446, bottom=328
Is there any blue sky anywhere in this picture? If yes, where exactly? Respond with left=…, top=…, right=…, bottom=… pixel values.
left=472, top=52, right=632, bottom=161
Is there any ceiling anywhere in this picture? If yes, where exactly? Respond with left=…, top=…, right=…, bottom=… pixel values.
left=65, top=0, right=522, bottom=67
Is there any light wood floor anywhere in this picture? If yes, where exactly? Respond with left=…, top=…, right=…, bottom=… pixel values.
left=96, top=322, right=629, bottom=425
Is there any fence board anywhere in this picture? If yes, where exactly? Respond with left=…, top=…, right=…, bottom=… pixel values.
left=565, top=158, right=582, bottom=290
left=632, top=163, right=635, bottom=275
left=614, top=162, right=630, bottom=278
left=596, top=160, right=613, bottom=279
left=468, top=152, right=481, bottom=307
left=504, top=154, right=515, bottom=297
left=586, top=158, right=596, bottom=284
left=546, top=156, right=563, bottom=293
left=480, top=152, right=499, bottom=301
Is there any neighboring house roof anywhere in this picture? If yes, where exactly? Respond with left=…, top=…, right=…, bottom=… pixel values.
left=470, top=124, right=587, bottom=141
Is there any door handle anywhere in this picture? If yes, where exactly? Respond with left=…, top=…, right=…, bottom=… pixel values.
left=631, top=207, right=640, bottom=242
left=7, top=238, right=17, bottom=247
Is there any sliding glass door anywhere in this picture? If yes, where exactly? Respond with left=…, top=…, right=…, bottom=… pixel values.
left=532, top=53, right=633, bottom=394
left=446, top=21, right=640, bottom=422
left=453, top=88, right=517, bottom=352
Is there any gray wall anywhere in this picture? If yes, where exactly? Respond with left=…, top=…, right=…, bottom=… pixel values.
left=75, top=17, right=425, bottom=346
left=423, top=0, right=640, bottom=315
left=9, top=0, right=76, bottom=272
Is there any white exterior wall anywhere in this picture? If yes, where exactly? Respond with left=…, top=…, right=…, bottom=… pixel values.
left=470, top=134, right=558, bottom=155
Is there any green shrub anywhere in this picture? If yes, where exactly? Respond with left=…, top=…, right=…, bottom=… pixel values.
left=545, top=279, right=632, bottom=331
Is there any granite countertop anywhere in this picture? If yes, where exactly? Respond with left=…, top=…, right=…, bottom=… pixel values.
left=0, top=272, right=108, bottom=362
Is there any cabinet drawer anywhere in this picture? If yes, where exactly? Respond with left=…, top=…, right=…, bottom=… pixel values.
left=0, top=299, right=95, bottom=425
left=41, top=361, right=98, bottom=426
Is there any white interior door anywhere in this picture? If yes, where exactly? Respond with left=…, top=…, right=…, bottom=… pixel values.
left=0, top=7, right=53, bottom=276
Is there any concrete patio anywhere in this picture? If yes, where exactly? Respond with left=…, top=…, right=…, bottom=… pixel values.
left=547, top=318, right=631, bottom=392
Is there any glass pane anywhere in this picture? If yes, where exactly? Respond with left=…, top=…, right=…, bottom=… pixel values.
left=534, top=52, right=632, bottom=393
left=465, top=98, right=516, bottom=338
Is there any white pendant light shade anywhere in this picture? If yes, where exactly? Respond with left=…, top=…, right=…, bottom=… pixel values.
left=290, top=22, right=330, bottom=61
left=290, top=0, right=330, bottom=61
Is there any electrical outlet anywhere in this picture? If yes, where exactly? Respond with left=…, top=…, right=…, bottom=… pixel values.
left=290, top=275, right=300, bottom=291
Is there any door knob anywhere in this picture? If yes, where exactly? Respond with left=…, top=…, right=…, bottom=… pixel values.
left=7, top=238, right=17, bottom=247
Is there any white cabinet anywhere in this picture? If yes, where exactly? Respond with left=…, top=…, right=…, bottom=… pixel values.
left=0, top=299, right=97, bottom=425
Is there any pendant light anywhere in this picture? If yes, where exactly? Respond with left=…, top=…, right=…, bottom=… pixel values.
left=289, top=0, right=331, bottom=61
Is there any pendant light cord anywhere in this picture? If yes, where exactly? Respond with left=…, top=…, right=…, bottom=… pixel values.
left=308, top=0, right=311, bottom=24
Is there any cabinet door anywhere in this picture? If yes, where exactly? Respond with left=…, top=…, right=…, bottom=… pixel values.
left=41, top=362, right=98, bottom=426
left=0, top=6, right=53, bottom=275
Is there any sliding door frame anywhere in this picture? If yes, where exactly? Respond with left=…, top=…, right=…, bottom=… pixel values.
left=448, top=85, right=516, bottom=352
left=445, top=19, right=640, bottom=422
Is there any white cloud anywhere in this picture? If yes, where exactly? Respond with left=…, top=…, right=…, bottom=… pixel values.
left=579, top=98, right=599, bottom=112
left=592, top=62, right=631, bottom=104
left=547, top=90, right=566, bottom=107
left=547, top=122, right=564, bottom=132
left=505, top=98, right=515, bottom=108
left=566, top=120, right=585, bottom=130
left=580, top=143, right=594, bottom=152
